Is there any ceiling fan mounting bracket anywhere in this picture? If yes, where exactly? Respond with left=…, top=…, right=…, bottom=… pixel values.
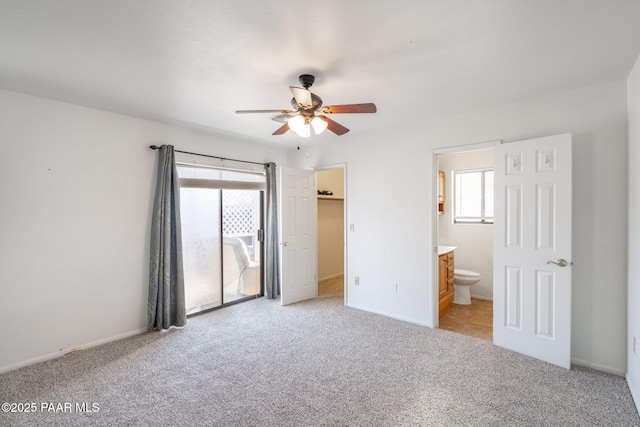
left=298, top=74, right=315, bottom=89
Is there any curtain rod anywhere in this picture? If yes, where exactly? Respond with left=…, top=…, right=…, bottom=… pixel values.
left=149, top=145, right=267, bottom=166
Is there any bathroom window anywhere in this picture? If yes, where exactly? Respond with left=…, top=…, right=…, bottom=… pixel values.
left=453, top=169, right=494, bottom=224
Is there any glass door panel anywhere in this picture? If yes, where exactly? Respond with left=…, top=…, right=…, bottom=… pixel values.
left=222, top=190, right=262, bottom=303
left=180, top=187, right=222, bottom=314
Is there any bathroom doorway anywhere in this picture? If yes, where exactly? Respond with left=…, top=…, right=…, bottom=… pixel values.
left=435, top=145, right=495, bottom=341
left=434, top=135, right=573, bottom=366
left=315, top=166, right=346, bottom=301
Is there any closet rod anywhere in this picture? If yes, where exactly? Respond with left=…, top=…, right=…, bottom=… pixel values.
left=149, top=145, right=267, bottom=166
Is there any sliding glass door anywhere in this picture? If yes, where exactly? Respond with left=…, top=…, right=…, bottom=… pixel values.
left=177, top=165, right=264, bottom=315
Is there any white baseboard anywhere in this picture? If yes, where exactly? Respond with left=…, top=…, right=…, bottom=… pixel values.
left=319, top=272, right=344, bottom=282
left=0, top=327, right=148, bottom=374
left=571, top=357, right=625, bottom=377
left=626, top=372, right=640, bottom=415
left=346, top=302, right=434, bottom=328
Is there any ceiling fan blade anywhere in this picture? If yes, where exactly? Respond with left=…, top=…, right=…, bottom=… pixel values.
left=236, top=109, right=295, bottom=114
left=321, top=103, right=377, bottom=114
left=271, top=113, right=297, bottom=123
left=320, top=115, right=350, bottom=136
left=289, top=86, right=313, bottom=108
left=272, top=122, right=290, bottom=135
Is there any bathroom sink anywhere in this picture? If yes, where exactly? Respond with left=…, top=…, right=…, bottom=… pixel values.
left=438, top=245, right=457, bottom=255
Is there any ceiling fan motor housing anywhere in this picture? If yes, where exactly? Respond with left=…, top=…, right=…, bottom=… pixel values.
left=291, top=93, right=323, bottom=112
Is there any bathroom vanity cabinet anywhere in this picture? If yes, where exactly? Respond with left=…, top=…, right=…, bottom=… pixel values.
left=438, top=251, right=455, bottom=316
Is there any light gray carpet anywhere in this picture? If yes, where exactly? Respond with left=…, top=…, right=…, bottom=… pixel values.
left=1, top=294, right=638, bottom=426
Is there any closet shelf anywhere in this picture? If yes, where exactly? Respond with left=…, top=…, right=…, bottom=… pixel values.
left=317, top=196, right=344, bottom=201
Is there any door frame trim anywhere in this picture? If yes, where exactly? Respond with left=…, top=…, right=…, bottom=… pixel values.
left=430, top=140, right=500, bottom=328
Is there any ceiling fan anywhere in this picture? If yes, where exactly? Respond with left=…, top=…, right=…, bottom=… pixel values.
left=235, top=74, right=377, bottom=137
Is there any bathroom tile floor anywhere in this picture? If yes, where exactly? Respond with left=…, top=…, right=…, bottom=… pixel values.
left=439, top=298, right=493, bottom=341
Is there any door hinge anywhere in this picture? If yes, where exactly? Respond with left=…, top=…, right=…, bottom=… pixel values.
left=257, top=229, right=264, bottom=242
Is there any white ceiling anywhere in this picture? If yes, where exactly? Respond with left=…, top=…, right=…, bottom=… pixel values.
left=1, top=1, right=640, bottom=149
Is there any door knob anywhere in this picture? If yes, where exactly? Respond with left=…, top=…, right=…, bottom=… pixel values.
left=547, top=259, right=568, bottom=267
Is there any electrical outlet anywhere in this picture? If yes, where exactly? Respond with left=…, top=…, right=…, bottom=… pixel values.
left=354, top=276, right=359, bottom=285
left=349, top=224, right=355, bottom=232
left=392, top=283, right=397, bottom=293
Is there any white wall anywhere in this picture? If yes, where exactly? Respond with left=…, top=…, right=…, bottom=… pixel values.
left=317, top=169, right=344, bottom=280
left=438, top=149, right=493, bottom=300
left=0, top=89, right=286, bottom=373
left=627, top=53, right=640, bottom=409
left=289, top=80, right=629, bottom=374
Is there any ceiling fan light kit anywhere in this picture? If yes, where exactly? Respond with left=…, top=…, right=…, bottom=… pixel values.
left=298, top=121, right=311, bottom=138
left=311, top=116, right=328, bottom=134
left=287, top=115, right=305, bottom=133
left=235, top=74, right=377, bottom=137
left=287, top=115, right=328, bottom=137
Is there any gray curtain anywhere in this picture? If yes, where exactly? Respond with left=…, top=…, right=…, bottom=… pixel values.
left=148, top=145, right=186, bottom=330
left=264, top=162, right=280, bottom=299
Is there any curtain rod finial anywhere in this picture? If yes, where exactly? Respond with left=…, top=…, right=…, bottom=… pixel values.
left=150, top=145, right=159, bottom=150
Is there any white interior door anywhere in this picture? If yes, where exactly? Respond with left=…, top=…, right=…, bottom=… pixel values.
left=279, top=167, right=317, bottom=305
left=493, top=133, right=572, bottom=368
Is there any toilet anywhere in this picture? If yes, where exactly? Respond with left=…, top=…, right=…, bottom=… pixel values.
left=453, top=269, right=481, bottom=305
